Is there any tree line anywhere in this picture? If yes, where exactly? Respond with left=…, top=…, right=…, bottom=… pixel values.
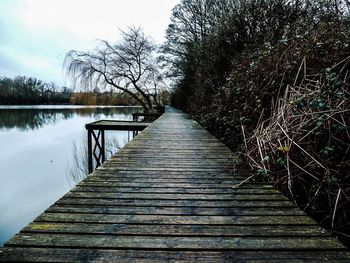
left=0, top=76, right=71, bottom=105
left=0, top=75, right=170, bottom=105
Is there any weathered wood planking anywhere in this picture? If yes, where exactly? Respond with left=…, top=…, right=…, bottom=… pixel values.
left=1, top=108, right=349, bottom=262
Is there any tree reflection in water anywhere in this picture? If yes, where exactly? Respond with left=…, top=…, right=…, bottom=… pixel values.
left=0, top=107, right=137, bottom=131
left=0, top=106, right=139, bottom=184
left=66, top=134, right=128, bottom=183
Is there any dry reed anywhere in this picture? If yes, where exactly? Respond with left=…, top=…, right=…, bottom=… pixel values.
left=242, top=57, right=350, bottom=239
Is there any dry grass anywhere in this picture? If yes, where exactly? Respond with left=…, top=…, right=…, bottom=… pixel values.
left=242, top=57, right=350, bottom=239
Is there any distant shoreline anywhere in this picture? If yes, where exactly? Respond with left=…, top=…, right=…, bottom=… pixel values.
left=0, top=105, right=142, bottom=109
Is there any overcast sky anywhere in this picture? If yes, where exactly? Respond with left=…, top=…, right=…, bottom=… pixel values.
left=0, top=0, right=179, bottom=87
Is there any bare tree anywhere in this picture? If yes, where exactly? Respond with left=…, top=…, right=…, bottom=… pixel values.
left=145, top=67, right=170, bottom=105
left=64, top=26, right=164, bottom=112
left=160, top=0, right=236, bottom=79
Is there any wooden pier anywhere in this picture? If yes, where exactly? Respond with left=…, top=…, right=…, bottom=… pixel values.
left=1, top=108, right=349, bottom=262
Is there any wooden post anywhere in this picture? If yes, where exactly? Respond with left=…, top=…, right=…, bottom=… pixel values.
left=87, top=129, right=93, bottom=174
left=101, top=129, right=105, bottom=163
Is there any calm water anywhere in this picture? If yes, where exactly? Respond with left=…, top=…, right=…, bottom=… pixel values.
left=0, top=105, right=140, bottom=246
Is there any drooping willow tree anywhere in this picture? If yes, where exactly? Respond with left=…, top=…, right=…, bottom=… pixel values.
left=64, top=26, right=167, bottom=112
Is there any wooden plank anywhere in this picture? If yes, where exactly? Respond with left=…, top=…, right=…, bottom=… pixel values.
left=115, top=153, right=236, bottom=158
left=92, top=168, right=244, bottom=174
left=85, top=120, right=150, bottom=131
left=63, top=192, right=288, bottom=201
left=22, top=222, right=328, bottom=236
left=47, top=205, right=305, bottom=216
left=83, top=177, right=260, bottom=184
left=73, top=186, right=279, bottom=194
left=56, top=198, right=297, bottom=207
left=87, top=173, right=244, bottom=180
left=77, top=181, right=272, bottom=189
left=5, top=233, right=345, bottom=250
left=89, top=172, right=245, bottom=179
left=34, top=213, right=316, bottom=225
left=2, top=248, right=350, bottom=262
left=96, top=167, right=235, bottom=172
left=94, top=166, right=236, bottom=172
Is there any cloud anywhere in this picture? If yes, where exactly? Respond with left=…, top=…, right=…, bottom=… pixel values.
left=18, top=0, right=178, bottom=43
left=0, top=0, right=179, bottom=87
left=0, top=52, right=24, bottom=77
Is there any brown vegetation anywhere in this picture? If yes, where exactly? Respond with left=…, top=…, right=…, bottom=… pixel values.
left=243, top=57, right=350, bottom=240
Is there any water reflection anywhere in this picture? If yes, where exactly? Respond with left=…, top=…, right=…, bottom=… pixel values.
left=0, top=106, right=139, bottom=246
left=67, top=134, right=128, bottom=184
left=0, top=107, right=138, bottom=130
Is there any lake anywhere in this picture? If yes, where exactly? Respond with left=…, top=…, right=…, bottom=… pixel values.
left=0, top=105, right=140, bottom=246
